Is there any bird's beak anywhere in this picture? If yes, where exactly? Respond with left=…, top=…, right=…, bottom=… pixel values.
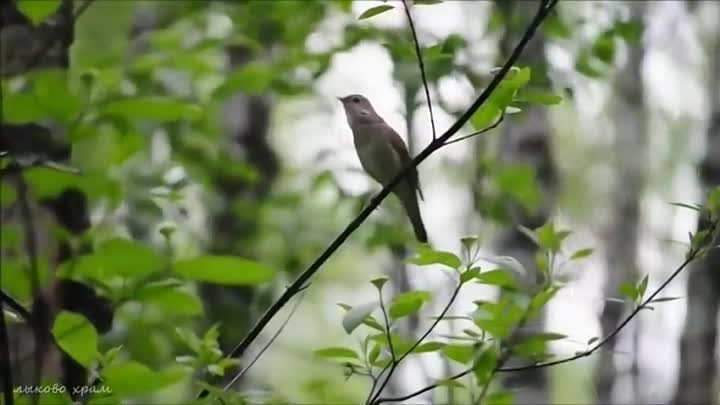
left=336, top=96, right=344, bottom=103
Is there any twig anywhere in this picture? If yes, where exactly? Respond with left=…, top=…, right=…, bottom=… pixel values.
left=369, top=282, right=462, bottom=405
left=222, top=291, right=307, bottom=391
left=0, top=290, right=32, bottom=322
left=498, top=247, right=701, bottom=373
left=441, top=113, right=505, bottom=147
left=401, top=0, right=437, bottom=140
left=364, top=289, right=397, bottom=405
left=198, top=1, right=556, bottom=398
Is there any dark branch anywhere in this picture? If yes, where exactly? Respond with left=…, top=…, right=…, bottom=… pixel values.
left=199, top=1, right=557, bottom=398
left=222, top=291, right=307, bottom=391
left=401, top=0, right=437, bottom=140
left=441, top=113, right=505, bottom=147
left=0, top=289, right=32, bottom=322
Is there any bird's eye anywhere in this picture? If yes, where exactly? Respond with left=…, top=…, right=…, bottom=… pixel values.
left=351, top=97, right=360, bottom=103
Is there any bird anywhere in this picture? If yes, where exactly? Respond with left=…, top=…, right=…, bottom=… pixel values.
left=338, top=94, right=428, bottom=243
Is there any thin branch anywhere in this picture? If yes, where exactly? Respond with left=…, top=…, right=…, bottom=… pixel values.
left=364, top=290, right=397, bottom=405
left=441, top=114, right=506, bottom=147
left=377, top=367, right=472, bottom=405
left=0, top=290, right=32, bottom=322
left=370, top=282, right=462, bottom=405
left=498, top=247, right=701, bottom=373
left=222, top=291, right=307, bottom=391
left=199, top=1, right=556, bottom=398
left=401, top=0, right=437, bottom=140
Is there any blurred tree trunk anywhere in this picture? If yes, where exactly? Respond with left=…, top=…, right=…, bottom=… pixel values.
left=673, top=10, right=720, bottom=405
left=491, top=1, right=557, bottom=403
left=199, top=43, right=278, bottom=355
left=1, top=0, right=109, bottom=398
left=593, top=4, right=648, bottom=404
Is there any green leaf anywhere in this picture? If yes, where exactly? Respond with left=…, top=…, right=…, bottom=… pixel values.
left=534, top=222, right=569, bottom=253
left=358, top=5, right=394, bottom=20
left=619, top=283, right=638, bottom=302
left=637, top=274, right=649, bottom=299
left=389, top=290, right=432, bottom=319
left=415, top=341, right=446, bottom=353
left=442, top=343, right=476, bottom=364
left=529, top=286, right=559, bottom=318
left=52, top=311, right=99, bottom=367
left=101, top=97, right=202, bottom=122
left=414, top=0, right=443, bottom=4
left=592, top=32, right=616, bottom=64
left=342, top=302, right=378, bottom=334
left=314, top=347, right=359, bottom=359
left=410, top=245, right=462, bottom=269
left=32, top=69, right=82, bottom=123
left=474, top=269, right=517, bottom=289
left=587, top=337, right=599, bottom=346
left=460, top=267, right=481, bottom=283
left=1, top=91, right=48, bottom=123
left=173, top=255, right=274, bottom=285
left=473, top=348, right=497, bottom=385
left=515, top=90, right=563, bottom=105
left=17, top=0, right=61, bottom=25
left=98, top=238, right=164, bottom=278
left=495, top=165, right=540, bottom=210
left=470, top=102, right=502, bottom=130
left=213, top=62, right=274, bottom=97
left=613, top=20, right=643, bottom=43
left=486, top=390, right=514, bottom=405
left=570, top=248, right=594, bottom=261
left=101, top=362, right=185, bottom=396
left=668, top=202, right=702, bottom=212
left=137, top=285, right=204, bottom=317
left=649, top=296, right=684, bottom=304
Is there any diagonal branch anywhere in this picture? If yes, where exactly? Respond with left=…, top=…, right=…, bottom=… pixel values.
left=199, top=1, right=557, bottom=397
left=401, top=0, right=437, bottom=140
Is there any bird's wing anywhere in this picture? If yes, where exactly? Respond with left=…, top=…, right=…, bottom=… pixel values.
left=384, top=125, right=424, bottom=200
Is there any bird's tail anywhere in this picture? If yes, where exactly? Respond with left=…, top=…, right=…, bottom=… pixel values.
left=396, top=186, right=428, bottom=243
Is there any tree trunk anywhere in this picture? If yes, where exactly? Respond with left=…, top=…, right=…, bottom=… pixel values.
left=673, top=7, right=720, bottom=404
left=491, top=1, right=557, bottom=403
left=593, top=4, right=648, bottom=404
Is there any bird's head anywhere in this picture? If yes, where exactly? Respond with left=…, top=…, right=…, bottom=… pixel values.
left=337, top=94, right=381, bottom=126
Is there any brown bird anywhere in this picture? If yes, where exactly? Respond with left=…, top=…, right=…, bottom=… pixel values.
left=338, top=94, right=428, bottom=243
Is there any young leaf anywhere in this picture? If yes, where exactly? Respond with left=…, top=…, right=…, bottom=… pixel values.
left=342, top=302, right=378, bottom=334
left=619, top=283, right=639, bottom=302
left=410, top=245, right=462, bottom=269
left=359, top=5, right=394, bottom=20
left=415, top=341, right=446, bottom=353
left=587, top=337, right=599, bottom=346
left=314, top=347, right=359, bottom=360
left=648, top=296, right=684, bottom=304
left=17, top=0, right=61, bottom=25
left=173, top=255, right=274, bottom=285
left=389, top=290, right=432, bottom=319
left=474, top=269, right=517, bottom=290
left=52, top=311, right=99, bottom=367
left=460, top=267, right=481, bottom=284
left=570, top=248, right=594, bottom=261
left=98, top=238, right=164, bottom=278
left=102, top=362, right=186, bottom=396
left=473, top=348, right=498, bottom=385
left=637, top=274, right=649, bottom=299
left=442, top=344, right=476, bottom=364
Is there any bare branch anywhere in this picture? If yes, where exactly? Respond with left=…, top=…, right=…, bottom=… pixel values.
left=222, top=291, right=307, bottom=391
left=0, top=290, right=32, bottom=322
left=401, top=0, right=437, bottom=140
left=0, top=295, right=14, bottom=405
